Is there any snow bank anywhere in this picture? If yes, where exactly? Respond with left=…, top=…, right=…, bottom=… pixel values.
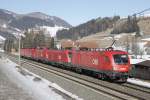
left=0, top=57, right=83, bottom=100
left=127, top=78, right=150, bottom=89
left=0, top=49, right=4, bottom=52
left=129, top=55, right=150, bottom=64
left=130, top=59, right=146, bottom=64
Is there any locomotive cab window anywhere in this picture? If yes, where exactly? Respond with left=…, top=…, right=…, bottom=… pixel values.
left=113, top=54, right=128, bottom=64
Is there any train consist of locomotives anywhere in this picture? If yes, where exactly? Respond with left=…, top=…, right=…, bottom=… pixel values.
left=21, top=48, right=131, bottom=82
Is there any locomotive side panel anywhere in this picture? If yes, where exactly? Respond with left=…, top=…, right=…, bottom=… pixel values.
left=46, top=50, right=69, bottom=64
left=75, top=51, right=114, bottom=72
left=99, top=52, right=113, bottom=71
left=72, top=51, right=100, bottom=70
left=26, top=49, right=32, bottom=58
left=31, top=49, right=36, bottom=59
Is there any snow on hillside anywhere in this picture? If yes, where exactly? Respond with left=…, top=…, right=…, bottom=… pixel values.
left=40, top=26, right=68, bottom=37
left=11, top=28, right=25, bottom=38
left=12, top=32, right=25, bottom=38
left=2, top=9, right=13, bottom=15
left=2, top=24, right=7, bottom=28
left=27, top=12, right=52, bottom=20
left=0, top=35, right=5, bottom=41
left=0, top=36, right=5, bottom=52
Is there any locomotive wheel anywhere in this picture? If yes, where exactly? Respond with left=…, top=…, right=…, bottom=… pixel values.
left=97, top=73, right=101, bottom=79
left=97, top=73, right=106, bottom=80
left=75, top=68, right=82, bottom=74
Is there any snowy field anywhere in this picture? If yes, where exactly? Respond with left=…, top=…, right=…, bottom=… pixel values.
left=128, top=55, right=150, bottom=88
left=127, top=78, right=150, bottom=89
left=0, top=56, right=82, bottom=100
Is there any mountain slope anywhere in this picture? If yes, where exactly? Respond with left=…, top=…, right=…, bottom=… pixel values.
left=26, top=12, right=71, bottom=28
left=0, top=9, right=16, bottom=25
left=56, top=16, right=120, bottom=40
left=9, top=16, right=55, bottom=30
left=0, top=9, right=72, bottom=39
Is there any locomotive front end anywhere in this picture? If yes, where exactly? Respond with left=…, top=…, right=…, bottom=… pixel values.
left=113, top=54, right=130, bottom=72
left=110, top=51, right=131, bottom=81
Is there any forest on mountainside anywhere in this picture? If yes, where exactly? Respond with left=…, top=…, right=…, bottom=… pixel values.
left=56, top=16, right=140, bottom=40
left=4, top=30, right=55, bottom=52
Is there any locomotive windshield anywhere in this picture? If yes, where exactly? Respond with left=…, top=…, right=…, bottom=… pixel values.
left=113, top=54, right=128, bottom=64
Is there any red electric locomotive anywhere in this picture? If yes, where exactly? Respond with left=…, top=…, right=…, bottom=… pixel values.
left=21, top=48, right=130, bottom=82
left=70, top=49, right=130, bottom=81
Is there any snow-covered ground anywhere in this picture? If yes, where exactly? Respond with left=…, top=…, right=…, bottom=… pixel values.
left=0, top=35, right=5, bottom=41
left=128, top=55, right=150, bottom=88
left=130, top=59, right=146, bottom=64
left=127, top=78, right=150, bottom=89
left=0, top=49, right=4, bottom=52
left=0, top=56, right=82, bottom=100
left=129, top=55, right=150, bottom=64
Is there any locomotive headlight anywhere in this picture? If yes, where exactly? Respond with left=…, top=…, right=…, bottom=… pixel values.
left=113, top=66, right=119, bottom=71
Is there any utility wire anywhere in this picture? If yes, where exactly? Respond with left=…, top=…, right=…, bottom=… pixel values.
left=133, top=8, right=150, bottom=16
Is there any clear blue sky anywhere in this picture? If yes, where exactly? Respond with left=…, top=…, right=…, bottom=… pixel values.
left=1, top=0, right=150, bottom=26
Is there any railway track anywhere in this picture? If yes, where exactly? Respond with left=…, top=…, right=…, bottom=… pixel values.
left=121, top=83, right=150, bottom=94
left=6, top=53, right=150, bottom=100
